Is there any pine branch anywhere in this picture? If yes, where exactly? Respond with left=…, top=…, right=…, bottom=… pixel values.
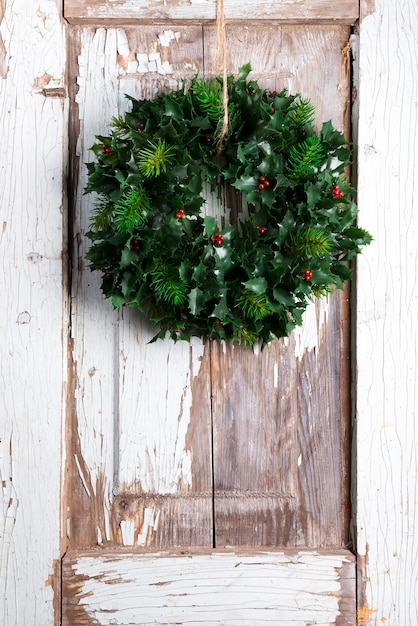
left=287, top=136, right=325, bottom=179
left=138, top=140, right=176, bottom=177
left=89, top=201, right=115, bottom=231
left=150, top=261, right=189, bottom=306
left=288, top=97, right=315, bottom=130
left=192, top=77, right=224, bottom=123
left=285, top=227, right=332, bottom=257
left=237, top=324, right=258, bottom=347
left=235, top=288, right=271, bottom=319
left=113, top=186, right=150, bottom=233
left=111, top=115, right=130, bottom=137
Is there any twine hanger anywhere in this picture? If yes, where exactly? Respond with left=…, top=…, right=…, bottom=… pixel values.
left=215, top=0, right=229, bottom=152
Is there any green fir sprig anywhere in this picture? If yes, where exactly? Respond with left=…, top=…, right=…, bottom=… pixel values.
left=113, top=186, right=150, bottom=233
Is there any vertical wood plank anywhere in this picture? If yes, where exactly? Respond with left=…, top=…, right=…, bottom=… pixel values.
left=0, top=0, right=66, bottom=623
left=356, top=0, right=418, bottom=622
left=203, top=25, right=352, bottom=548
left=68, top=26, right=123, bottom=548
left=68, top=25, right=215, bottom=549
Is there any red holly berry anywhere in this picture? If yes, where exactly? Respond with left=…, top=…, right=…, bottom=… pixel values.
left=303, top=269, right=313, bottom=281
left=204, top=136, right=212, bottom=145
left=103, top=272, right=112, bottom=281
left=259, top=176, right=270, bottom=188
left=138, top=123, right=145, bottom=132
left=176, top=208, right=186, bottom=219
left=215, top=320, right=223, bottom=326
left=256, top=225, right=267, bottom=235
left=211, top=233, right=224, bottom=246
left=271, top=107, right=275, bottom=113
left=102, top=145, right=112, bottom=154
left=332, top=184, right=344, bottom=198
left=130, top=238, right=140, bottom=251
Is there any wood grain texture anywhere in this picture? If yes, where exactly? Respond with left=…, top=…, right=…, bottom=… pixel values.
left=67, top=24, right=352, bottom=552
left=62, top=548, right=356, bottom=625
left=203, top=25, right=351, bottom=548
left=356, top=0, right=418, bottom=623
left=67, top=26, right=214, bottom=549
left=0, top=0, right=66, bottom=624
left=64, top=0, right=359, bottom=25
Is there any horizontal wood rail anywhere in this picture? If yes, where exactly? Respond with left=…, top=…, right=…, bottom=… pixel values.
left=64, top=0, right=359, bottom=25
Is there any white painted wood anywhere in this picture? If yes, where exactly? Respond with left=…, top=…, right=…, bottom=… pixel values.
left=118, top=318, right=205, bottom=493
left=4, top=0, right=417, bottom=623
left=356, top=0, right=418, bottom=623
left=71, top=26, right=124, bottom=544
left=63, top=549, right=355, bottom=625
left=64, top=0, right=359, bottom=24
left=71, top=28, right=210, bottom=546
left=0, top=0, right=66, bottom=624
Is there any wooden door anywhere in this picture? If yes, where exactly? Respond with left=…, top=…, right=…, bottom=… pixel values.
left=62, top=2, right=357, bottom=623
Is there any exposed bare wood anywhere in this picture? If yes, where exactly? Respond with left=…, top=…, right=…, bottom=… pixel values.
left=67, top=25, right=213, bottom=550
left=201, top=25, right=351, bottom=548
left=203, top=24, right=352, bottom=131
left=211, top=297, right=349, bottom=547
left=63, top=0, right=359, bottom=25
left=62, top=548, right=356, bottom=625
left=64, top=16, right=356, bottom=624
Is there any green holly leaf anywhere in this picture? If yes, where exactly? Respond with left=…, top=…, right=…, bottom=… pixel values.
left=273, top=288, right=296, bottom=307
left=242, top=277, right=268, bottom=295
left=111, top=292, right=126, bottom=308
left=320, top=120, right=347, bottom=148
left=189, top=287, right=205, bottom=315
left=212, top=291, right=230, bottom=318
left=204, top=215, right=218, bottom=237
left=233, top=174, right=258, bottom=193
left=306, top=183, right=322, bottom=207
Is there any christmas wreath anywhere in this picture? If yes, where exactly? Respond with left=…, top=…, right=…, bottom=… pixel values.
left=85, top=64, right=371, bottom=347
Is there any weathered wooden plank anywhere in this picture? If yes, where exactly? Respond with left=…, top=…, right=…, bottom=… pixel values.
left=211, top=298, right=349, bottom=547
left=203, top=25, right=351, bottom=547
left=64, top=0, right=359, bottom=25
left=62, top=549, right=356, bottom=625
left=356, top=0, right=418, bottom=622
left=203, top=24, right=352, bottom=132
left=67, top=25, right=214, bottom=549
left=0, top=0, right=66, bottom=624
left=67, top=26, right=125, bottom=549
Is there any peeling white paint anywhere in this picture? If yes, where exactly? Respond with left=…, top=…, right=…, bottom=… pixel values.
left=137, top=51, right=173, bottom=75
left=116, top=28, right=129, bottom=57
left=73, top=454, right=91, bottom=498
left=0, top=437, right=18, bottom=598
left=66, top=550, right=354, bottom=624
left=1, top=1, right=65, bottom=623
left=137, top=506, right=159, bottom=546
left=158, top=30, right=179, bottom=47
left=290, top=297, right=330, bottom=359
left=273, top=362, right=279, bottom=388
left=73, top=27, right=121, bottom=541
left=120, top=519, right=135, bottom=546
